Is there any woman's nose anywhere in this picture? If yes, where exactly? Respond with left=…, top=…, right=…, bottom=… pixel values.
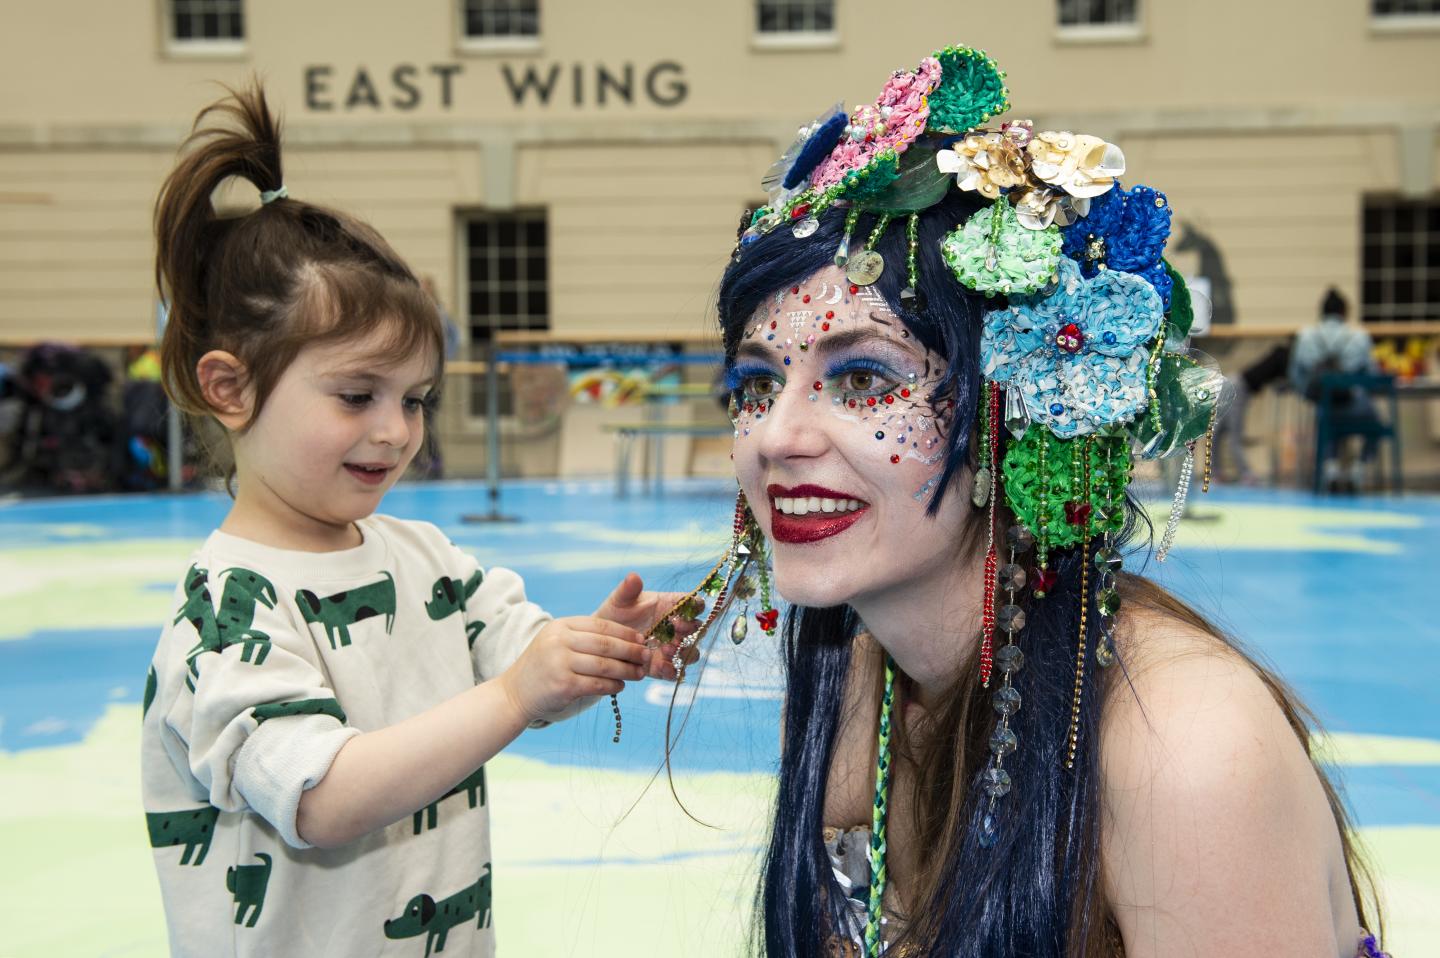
left=371, top=401, right=413, bottom=448
left=753, top=380, right=830, bottom=463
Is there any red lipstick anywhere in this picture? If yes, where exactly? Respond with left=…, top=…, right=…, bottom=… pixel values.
left=766, top=483, right=869, bottom=545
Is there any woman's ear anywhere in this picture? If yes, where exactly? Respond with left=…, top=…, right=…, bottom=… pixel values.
left=196, top=350, right=252, bottom=430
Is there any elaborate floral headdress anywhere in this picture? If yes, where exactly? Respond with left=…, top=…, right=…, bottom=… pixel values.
left=731, top=43, right=1223, bottom=955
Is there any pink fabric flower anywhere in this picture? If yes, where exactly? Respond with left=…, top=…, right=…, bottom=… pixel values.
left=808, top=57, right=942, bottom=191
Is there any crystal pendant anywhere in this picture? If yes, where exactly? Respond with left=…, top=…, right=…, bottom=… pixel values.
left=1004, top=386, right=1031, bottom=436
left=994, top=644, right=1024, bottom=675
left=998, top=563, right=1026, bottom=591
left=996, top=604, right=1026, bottom=632
left=733, top=576, right=757, bottom=599
left=978, top=811, right=1000, bottom=848
left=992, top=685, right=1022, bottom=716
left=1098, top=588, right=1122, bottom=617
left=1095, top=633, right=1115, bottom=668
left=730, top=615, right=748, bottom=645
left=1005, top=525, right=1035, bottom=554
left=989, top=725, right=1018, bottom=757
left=981, top=766, right=1012, bottom=798
left=1093, top=548, right=1123, bottom=573
left=899, top=287, right=923, bottom=312
left=833, top=231, right=851, bottom=267
left=791, top=215, right=819, bottom=239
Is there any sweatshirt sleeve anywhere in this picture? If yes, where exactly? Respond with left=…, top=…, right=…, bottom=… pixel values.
left=453, top=550, right=598, bottom=725
left=167, top=564, right=358, bottom=848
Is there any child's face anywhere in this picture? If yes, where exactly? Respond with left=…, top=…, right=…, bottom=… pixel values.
left=232, top=324, right=436, bottom=545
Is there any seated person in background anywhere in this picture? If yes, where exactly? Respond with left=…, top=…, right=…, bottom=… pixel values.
left=1289, top=288, right=1380, bottom=492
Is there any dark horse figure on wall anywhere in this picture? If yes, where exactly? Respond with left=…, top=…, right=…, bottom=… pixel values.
left=1174, top=221, right=1235, bottom=328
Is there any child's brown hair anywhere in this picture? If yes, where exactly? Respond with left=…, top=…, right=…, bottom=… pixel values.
left=155, top=83, right=443, bottom=445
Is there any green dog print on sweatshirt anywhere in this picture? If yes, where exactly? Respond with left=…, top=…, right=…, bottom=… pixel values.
left=227, top=853, right=272, bottom=927
left=176, top=565, right=277, bottom=675
left=296, top=572, right=396, bottom=648
left=412, top=765, right=486, bottom=835
left=383, top=863, right=492, bottom=956
left=425, top=570, right=485, bottom=647
left=146, top=805, right=220, bottom=866
left=214, top=567, right=277, bottom=665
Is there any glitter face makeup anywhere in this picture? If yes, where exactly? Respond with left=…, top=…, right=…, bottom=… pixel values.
left=727, top=266, right=966, bottom=609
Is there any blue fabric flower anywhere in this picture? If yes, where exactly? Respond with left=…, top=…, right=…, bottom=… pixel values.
left=982, top=258, right=1164, bottom=438
left=1061, top=182, right=1173, bottom=309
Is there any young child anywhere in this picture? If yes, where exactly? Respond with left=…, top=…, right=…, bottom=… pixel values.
left=140, top=85, right=679, bottom=956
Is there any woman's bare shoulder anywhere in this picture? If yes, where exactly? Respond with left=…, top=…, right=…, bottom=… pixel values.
left=1098, top=601, right=1353, bottom=954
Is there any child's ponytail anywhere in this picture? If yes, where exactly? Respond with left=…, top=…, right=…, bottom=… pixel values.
left=153, top=82, right=441, bottom=438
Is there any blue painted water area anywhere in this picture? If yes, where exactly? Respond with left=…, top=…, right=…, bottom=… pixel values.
left=1, top=481, right=1437, bottom=827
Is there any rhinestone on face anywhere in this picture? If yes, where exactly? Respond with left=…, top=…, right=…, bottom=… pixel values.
left=992, top=685, right=1022, bottom=717
left=998, top=563, right=1027, bottom=591
left=981, top=766, right=1013, bottom=798
left=989, top=725, right=1018, bottom=757
left=994, top=643, right=1024, bottom=675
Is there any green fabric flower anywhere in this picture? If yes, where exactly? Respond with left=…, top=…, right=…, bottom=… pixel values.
left=941, top=200, right=1061, bottom=296
left=928, top=45, right=1010, bottom=135
left=1001, top=428, right=1130, bottom=549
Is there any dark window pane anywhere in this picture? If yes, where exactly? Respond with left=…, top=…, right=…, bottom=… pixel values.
left=1394, top=244, right=1416, bottom=269
left=815, top=3, right=834, bottom=30
left=527, top=254, right=547, bottom=280
left=528, top=290, right=548, bottom=315
left=498, top=258, right=518, bottom=281
left=524, top=219, right=546, bottom=246
left=497, top=219, right=517, bottom=246
left=470, top=256, right=491, bottom=281
left=498, top=290, right=519, bottom=315
left=228, top=11, right=243, bottom=36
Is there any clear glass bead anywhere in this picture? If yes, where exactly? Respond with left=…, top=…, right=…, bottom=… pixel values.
left=992, top=685, right=1022, bottom=717
left=1005, top=525, right=1035, bottom=553
left=730, top=615, right=748, bottom=645
left=981, top=766, right=1012, bottom=798
left=1098, top=588, right=1122, bottom=617
left=1094, top=634, right=1115, bottom=668
left=977, top=811, right=1000, bottom=848
left=989, top=724, right=1017, bottom=757
left=996, top=604, right=1026, bottom=633
left=998, top=563, right=1027, bottom=592
left=994, top=644, right=1024, bottom=675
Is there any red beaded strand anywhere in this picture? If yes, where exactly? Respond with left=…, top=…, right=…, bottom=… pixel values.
left=979, top=384, right=1002, bottom=686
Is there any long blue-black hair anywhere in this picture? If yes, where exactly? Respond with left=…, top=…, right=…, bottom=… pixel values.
left=716, top=191, right=1378, bottom=957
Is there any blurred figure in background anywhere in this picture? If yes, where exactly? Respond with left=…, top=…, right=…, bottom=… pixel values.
left=1288, top=288, right=1379, bottom=492
left=1214, top=342, right=1291, bottom=485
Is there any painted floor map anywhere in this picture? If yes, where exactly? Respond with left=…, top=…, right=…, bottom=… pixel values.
left=1, top=480, right=1436, bottom=955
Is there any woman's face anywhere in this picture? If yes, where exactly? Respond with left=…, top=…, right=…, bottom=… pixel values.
left=729, top=266, right=971, bottom=609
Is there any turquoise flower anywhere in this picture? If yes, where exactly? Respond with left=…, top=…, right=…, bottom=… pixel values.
left=982, top=258, right=1164, bottom=438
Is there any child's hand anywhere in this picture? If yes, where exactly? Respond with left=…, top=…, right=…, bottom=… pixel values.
left=498, top=617, right=649, bottom=724
left=595, top=572, right=702, bottom=681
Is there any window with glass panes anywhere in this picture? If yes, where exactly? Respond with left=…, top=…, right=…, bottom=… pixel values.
left=756, top=0, right=835, bottom=33
left=462, top=0, right=539, bottom=38
left=1372, top=0, right=1440, bottom=15
left=465, top=212, right=547, bottom=414
left=1057, top=0, right=1138, bottom=27
left=1361, top=197, right=1440, bottom=323
left=169, top=0, right=244, bottom=41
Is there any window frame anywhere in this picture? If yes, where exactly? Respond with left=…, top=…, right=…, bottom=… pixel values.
left=1053, top=0, right=1145, bottom=44
left=461, top=208, right=551, bottom=418
left=456, top=0, right=543, bottom=56
left=751, top=0, right=839, bottom=52
left=1360, top=194, right=1440, bottom=324
left=160, top=0, right=248, bottom=58
left=1369, top=0, right=1440, bottom=35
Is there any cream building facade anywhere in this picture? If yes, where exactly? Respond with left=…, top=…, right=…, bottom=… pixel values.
left=2, top=0, right=1438, bottom=478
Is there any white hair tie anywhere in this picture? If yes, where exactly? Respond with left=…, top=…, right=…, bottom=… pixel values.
left=259, top=185, right=288, bottom=205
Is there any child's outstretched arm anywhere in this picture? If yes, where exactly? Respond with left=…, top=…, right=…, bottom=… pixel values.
left=296, top=615, right=647, bottom=848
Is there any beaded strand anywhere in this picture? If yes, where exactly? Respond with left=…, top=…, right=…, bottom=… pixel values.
left=863, top=655, right=898, bottom=957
